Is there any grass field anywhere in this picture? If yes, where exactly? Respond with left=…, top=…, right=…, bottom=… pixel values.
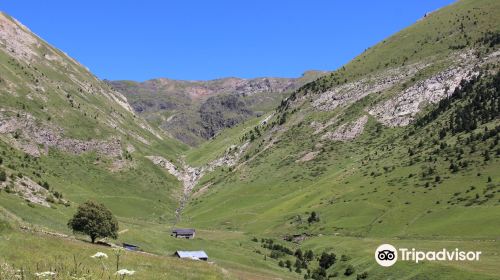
left=0, top=0, right=499, bottom=279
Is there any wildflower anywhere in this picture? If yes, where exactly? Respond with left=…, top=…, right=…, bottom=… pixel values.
left=115, top=269, right=135, bottom=276
left=91, top=252, right=109, bottom=259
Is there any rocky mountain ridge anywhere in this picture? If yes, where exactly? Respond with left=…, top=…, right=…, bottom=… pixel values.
left=109, top=71, right=326, bottom=146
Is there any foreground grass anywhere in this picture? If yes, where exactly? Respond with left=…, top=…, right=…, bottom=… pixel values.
left=0, top=229, right=228, bottom=279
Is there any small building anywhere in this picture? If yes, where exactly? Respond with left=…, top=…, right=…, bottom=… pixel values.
left=122, top=243, right=140, bottom=251
left=171, top=228, right=196, bottom=239
left=174, top=251, right=208, bottom=261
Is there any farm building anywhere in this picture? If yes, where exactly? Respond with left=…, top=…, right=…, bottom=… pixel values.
left=171, top=228, right=196, bottom=239
left=174, top=251, right=208, bottom=261
left=122, top=243, right=140, bottom=251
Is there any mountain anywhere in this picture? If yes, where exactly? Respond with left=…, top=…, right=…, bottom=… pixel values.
left=178, top=0, right=500, bottom=278
left=108, top=71, right=325, bottom=146
left=0, top=11, right=229, bottom=279
left=0, top=0, right=499, bottom=279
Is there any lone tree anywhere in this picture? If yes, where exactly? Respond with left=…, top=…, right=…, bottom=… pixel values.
left=307, top=211, right=320, bottom=224
left=68, top=200, right=119, bottom=243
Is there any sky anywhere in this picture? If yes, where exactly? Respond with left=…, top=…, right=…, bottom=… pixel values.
left=1, top=0, right=456, bottom=81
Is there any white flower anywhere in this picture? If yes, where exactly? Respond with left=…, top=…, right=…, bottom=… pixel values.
left=34, top=271, right=56, bottom=278
left=115, top=269, right=135, bottom=276
left=91, top=252, right=109, bottom=259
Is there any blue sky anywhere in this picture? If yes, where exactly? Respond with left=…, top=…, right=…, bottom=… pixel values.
left=1, top=0, right=456, bottom=81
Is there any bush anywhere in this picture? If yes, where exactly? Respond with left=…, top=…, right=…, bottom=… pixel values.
left=344, top=265, right=355, bottom=276
left=340, top=254, right=351, bottom=261
left=304, top=250, right=314, bottom=261
left=318, top=252, right=336, bottom=269
left=307, top=211, right=320, bottom=224
left=45, top=196, right=56, bottom=204
left=0, top=170, right=6, bottom=182
left=357, top=272, right=369, bottom=279
left=68, top=200, right=119, bottom=243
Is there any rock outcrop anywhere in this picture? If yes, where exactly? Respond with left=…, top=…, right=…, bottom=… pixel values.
left=312, top=62, right=427, bottom=111
left=0, top=112, right=122, bottom=158
left=322, top=115, right=369, bottom=141
left=368, top=50, right=496, bottom=126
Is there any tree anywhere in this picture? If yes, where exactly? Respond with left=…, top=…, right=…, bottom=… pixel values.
left=0, top=170, right=6, bottom=182
left=295, top=248, right=303, bottom=260
left=304, top=250, right=314, bottom=262
left=318, top=252, right=336, bottom=269
left=285, top=260, right=292, bottom=269
left=344, top=265, right=355, bottom=276
left=307, top=211, right=320, bottom=224
left=68, top=200, right=119, bottom=243
left=356, top=272, right=369, bottom=280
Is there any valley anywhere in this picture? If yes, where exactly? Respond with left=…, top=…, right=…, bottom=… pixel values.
left=0, top=0, right=499, bottom=279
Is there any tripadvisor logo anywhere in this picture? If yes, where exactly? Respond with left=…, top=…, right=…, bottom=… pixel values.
left=375, top=244, right=481, bottom=267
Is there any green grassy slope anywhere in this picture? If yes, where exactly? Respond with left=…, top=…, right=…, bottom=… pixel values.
left=0, top=213, right=228, bottom=280
left=0, top=0, right=499, bottom=279
left=0, top=10, right=189, bottom=227
left=181, top=0, right=500, bottom=278
left=0, top=11, right=309, bottom=280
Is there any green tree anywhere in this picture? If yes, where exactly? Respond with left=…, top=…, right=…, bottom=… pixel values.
left=285, top=260, right=292, bottom=269
left=307, top=211, right=319, bottom=224
left=304, top=250, right=314, bottom=262
left=68, top=200, right=119, bottom=243
left=344, top=265, right=355, bottom=276
left=318, top=252, right=336, bottom=269
left=0, top=170, right=6, bottom=182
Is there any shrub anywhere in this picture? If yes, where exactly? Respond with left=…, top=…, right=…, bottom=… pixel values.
left=344, top=265, right=355, bottom=276
left=307, top=211, right=320, bottom=224
left=340, top=254, right=351, bottom=261
left=357, top=271, right=369, bottom=279
left=318, top=252, right=336, bottom=269
left=0, top=170, right=6, bottom=182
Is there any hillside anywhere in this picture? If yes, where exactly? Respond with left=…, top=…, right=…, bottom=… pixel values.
left=109, top=71, right=324, bottom=146
left=0, top=0, right=499, bottom=279
left=0, top=10, right=228, bottom=279
left=179, top=0, right=500, bottom=278
left=0, top=11, right=320, bottom=280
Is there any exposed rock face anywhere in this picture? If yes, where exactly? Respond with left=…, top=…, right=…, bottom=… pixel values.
left=296, top=151, right=319, bottom=163
left=111, top=77, right=297, bottom=100
left=312, top=62, right=428, bottom=111
left=0, top=12, right=39, bottom=63
left=14, top=176, right=51, bottom=207
left=310, top=116, right=339, bottom=135
left=322, top=115, right=368, bottom=141
left=0, top=176, right=50, bottom=207
left=0, top=112, right=122, bottom=157
left=146, top=141, right=249, bottom=223
left=368, top=50, right=495, bottom=126
left=207, top=142, right=249, bottom=169
left=109, top=73, right=324, bottom=146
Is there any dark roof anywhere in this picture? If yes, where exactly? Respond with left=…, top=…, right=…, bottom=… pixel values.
left=122, top=243, right=139, bottom=247
left=172, top=228, right=195, bottom=235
